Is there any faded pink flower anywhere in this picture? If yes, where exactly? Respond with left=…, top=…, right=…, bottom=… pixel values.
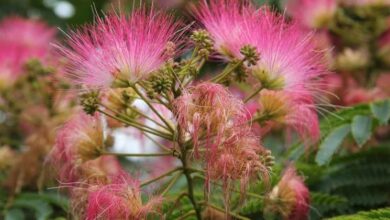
left=286, top=0, right=337, bottom=29
left=49, top=112, right=105, bottom=183
left=258, top=89, right=320, bottom=142
left=85, top=174, right=161, bottom=220
left=266, top=166, right=310, bottom=220
left=207, top=129, right=270, bottom=190
left=174, top=82, right=246, bottom=157
left=57, top=9, right=182, bottom=88
left=0, top=16, right=55, bottom=87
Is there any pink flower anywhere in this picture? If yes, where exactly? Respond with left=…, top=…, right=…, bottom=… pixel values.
left=247, top=10, right=327, bottom=95
left=207, top=129, right=270, bottom=189
left=49, top=112, right=105, bottom=183
left=85, top=174, right=161, bottom=220
left=258, top=89, right=320, bottom=142
left=174, top=82, right=246, bottom=156
left=285, top=0, right=337, bottom=29
left=192, top=0, right=257, bottom=60
left=194, top=2, right=327, bottom=95
left=57, top=9, right=182, bottom=88
left=266, top=166, right=310, bottom=220
left=0, top=16, right=55, bottom=86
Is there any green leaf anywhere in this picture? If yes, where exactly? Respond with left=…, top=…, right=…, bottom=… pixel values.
left=370, top=100, right=390, bottom=125
left=12, top=198, right=53, bottom=220
left=351, top=115, right=372, bottom=147
left=5, top=209, right=25, bottom=220
left=327, top=207, right=390, bottom=220
left=18, top=192, right=69, bottom=211
left=316, top=124, right=351, bottom=166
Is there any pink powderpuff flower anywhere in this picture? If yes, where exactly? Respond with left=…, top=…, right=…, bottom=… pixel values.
left=285, top=0, right=337, bottom=29
left=49, top=111, right=105, bottom=184
left=266, top=166, right=310, bottom=220
left=174, top=82, right=247, bottom=157
left=246, top=9, right=327, bottom=96
left=85, top=174, right=161, bottom=220
left=56, top=8, right=183, bottom=89
left=194, top=2, right=327, bottom=97
left=0, top=16, right=55, bottom=87
left=207, top=129, right=270, bottom=189
left=191, top=0, right=257, bottom=60
left=258, top=89, right=320, bottom=142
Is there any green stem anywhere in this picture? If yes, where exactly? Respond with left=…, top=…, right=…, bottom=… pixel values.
left=144, top=133, right=172, bottom=152
left=201, top=202, right=250, bottom=220
left=98, top=109, right=172, bottom=140
left=244, top=86, right=263, bottom=103
left=193, top=174, right=264, bottom=200
left=166, top=192, right=189, bottom=217
left=177, top=210, right=196, bottom=220
left=141, top=167, right=182, bottom=187
left=211, top=60, right=244, bottom=83
left=247, top=113, right=270, bottom=125
left=180, top=149, right=202, bottom=220
left=131, top=84, right=175, bottom=132
left=100, top=103, right=171, bottom=134
left=126, top=104, right=169, bottom=131
left=161, top=171, right=182, bottom=196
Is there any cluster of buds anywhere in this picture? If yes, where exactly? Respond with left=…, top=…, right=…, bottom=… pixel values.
left=80, top=91, right=100, bottom=115
left=191, top=29, right=214, bottom=59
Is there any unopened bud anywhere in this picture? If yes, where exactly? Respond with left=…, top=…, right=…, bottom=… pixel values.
left=80, top=91, right=100, bottom=115
left=240, top=44, right=260, bottom=66
left=191, top=29, right=214, bottom=51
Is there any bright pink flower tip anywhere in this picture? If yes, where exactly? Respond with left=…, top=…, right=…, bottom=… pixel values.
left=57, top=9, right=183, bottom=88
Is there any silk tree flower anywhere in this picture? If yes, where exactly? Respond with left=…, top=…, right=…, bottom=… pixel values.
left=207, top=129, right=271, bottom=192
left=0, top=16, right=55, bottom=87
left=57, top=9, right=182, bottom=89
left=286, top=0, right=337, bottom=29
left=258, top=89, right=320, bottom=141
left=265, top=166, right=310, bottom=220
left=194, top=2, right=327, bottom=95
left=174, top=82, right=247, bottom=157
left=84, top=175, right=161, bottom=220
left=191, top=0, right=257, bottom=60
left=247, top=10, right=327, bottom=95
left=49, top=112, right=106, bottom=183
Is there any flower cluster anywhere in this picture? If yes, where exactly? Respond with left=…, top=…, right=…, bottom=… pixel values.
left=6, top=0, right=390, bottom=220
left=194, top=0, right=324, bottom=141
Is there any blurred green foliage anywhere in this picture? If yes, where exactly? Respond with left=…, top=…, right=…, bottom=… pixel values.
left=0, top=0, right=107, bottom=28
